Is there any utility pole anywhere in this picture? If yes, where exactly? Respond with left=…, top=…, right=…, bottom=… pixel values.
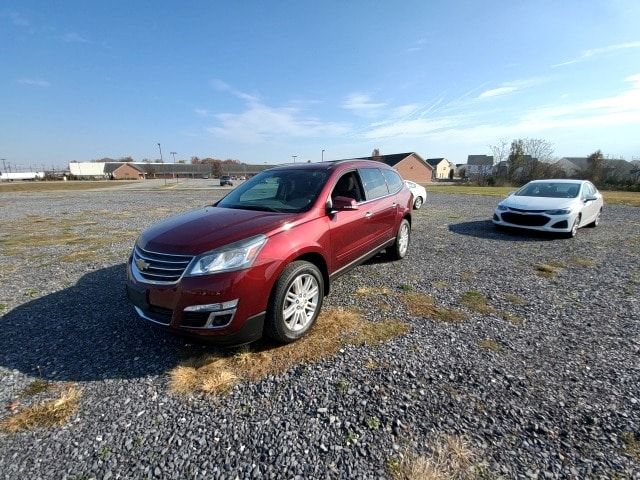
left=292, top=155, right=297, bottom=163
left=322, top=149, right=325, bottom=163
left=157, top=143, right=165, bottom=185
left=170, top=152, right=177, bottom=183
left=1, top=159, right=6, bottom=173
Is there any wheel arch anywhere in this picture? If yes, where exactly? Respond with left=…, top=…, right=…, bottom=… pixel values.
left=294, top=252, right=331, bottom=296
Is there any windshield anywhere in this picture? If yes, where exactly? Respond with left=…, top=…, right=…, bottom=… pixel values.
left=515, top=182, right=581, bottom=198
left=217, top=169, right=330, bottom=213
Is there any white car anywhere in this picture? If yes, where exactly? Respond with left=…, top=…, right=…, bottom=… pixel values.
left=492, top=179, right=603, bottom=238
left=404, top=180, right=427, bottom=209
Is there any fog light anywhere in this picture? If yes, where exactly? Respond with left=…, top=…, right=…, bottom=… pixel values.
left=184, top=299, right=238, bottom=312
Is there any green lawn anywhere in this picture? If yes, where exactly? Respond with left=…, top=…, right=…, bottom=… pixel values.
left=426, top=185, right=640, bottom=207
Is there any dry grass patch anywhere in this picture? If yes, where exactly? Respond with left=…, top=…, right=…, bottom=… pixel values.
left=459, top=271, right=475, bottom=282
left=534, top=262, right=565, bottom=278
left=402, top=293, right=467, bottom=323
left=478, top=338, right=502, bottom=352
left=0, top=385, right=80, bottom=433
left=569, top=256, right=597, bottom=268
left=169, top=308, right=409, bottom=395
left=500, top=311, right=523, bottom=325
left=504, top=293, right=526, bottom=305
left=460, top=291, right=495, bottom=315
left=355, top=286, right=392, bottom=296
left=388, top=435, right=484, bottom=480
left=621, top=432, right=640, bottom=461
left=20, top=379, right=53, bottom=397
left=0, top=181, right=123, bottom=193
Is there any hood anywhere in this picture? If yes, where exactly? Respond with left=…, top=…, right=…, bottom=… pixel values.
left=138, top=207, right=298, bottom=255
left=500, top=195, right=579, bottom=211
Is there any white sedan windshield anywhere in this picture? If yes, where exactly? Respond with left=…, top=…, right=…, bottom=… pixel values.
left=516, top=182, right=580, bottom=199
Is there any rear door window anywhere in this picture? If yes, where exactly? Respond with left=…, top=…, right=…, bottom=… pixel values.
left=381, top=169, right=404, bottom=194
left=358, top=168, right=389, bottom=200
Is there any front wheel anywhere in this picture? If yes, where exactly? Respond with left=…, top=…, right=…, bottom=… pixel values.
left=587, top=209, right=601, bottom=228
left=387, top=219, right=411, bottom=260
left=265, top=261, right=324, bottom=343
left=563, top=215, right=581, bottom=238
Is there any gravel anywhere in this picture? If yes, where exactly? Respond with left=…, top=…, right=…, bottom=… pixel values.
left=0, top=185, right=639, bottom=479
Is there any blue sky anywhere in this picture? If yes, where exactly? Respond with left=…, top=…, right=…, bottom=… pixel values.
left=2, top=0, right=640, bottom=169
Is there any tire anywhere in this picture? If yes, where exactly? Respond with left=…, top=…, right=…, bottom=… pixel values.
left=587, top=209, right=601, bottom=228
left=265, top=261, right=324, bottom=343
left=387, top=219, right=411, bottom=260
left=564, top=215, right=581, bottom=238
left=413, top=196, right=423, bottom=210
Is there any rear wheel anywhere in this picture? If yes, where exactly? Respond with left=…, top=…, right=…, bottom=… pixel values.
left=413, top=196, right=423, bottom=210
left=387, top=219, right=411, bottom=260
left=265, top=261, right=324, bottom=343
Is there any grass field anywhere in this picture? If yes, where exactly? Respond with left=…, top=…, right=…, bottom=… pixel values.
left=0, top=181, right=123, bottom=192
left=427, top=185, right=640, bottom=207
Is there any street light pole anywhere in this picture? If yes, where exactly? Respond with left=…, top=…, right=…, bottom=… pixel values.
left=322, top=149, right=325, bottom=163
left=292, top=155, right=297, bottom=163
left=170, top=152, right=177, bottom=183
left=157, top=143, right=165, bottom=185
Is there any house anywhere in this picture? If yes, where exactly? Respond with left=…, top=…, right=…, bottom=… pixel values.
left=105, top=162, right=146, bottom=180
left=554, top=157, right=636, bottom=181
left=426, top=158, right=456, bottom=180
left=354, top=152, right=433, bottom=183
left=466, top=155, right=494, bottom=177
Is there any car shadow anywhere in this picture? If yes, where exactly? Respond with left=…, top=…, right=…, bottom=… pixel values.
left=0, top=264, right=223, bottom=382
left=448, top=220, right=559, bottom=241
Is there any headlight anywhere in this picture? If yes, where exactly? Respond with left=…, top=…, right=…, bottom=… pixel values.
left=546, top=208, right=572, bottom=215
left=497, top=204, right=509, bottom=211
left=186, top=235, right=267, bottom=276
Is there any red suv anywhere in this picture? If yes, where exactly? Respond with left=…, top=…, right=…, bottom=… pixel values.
left=126, top=160, right=413, bottom=345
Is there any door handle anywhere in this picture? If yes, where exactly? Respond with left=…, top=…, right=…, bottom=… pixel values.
left=391, top=202, right=397, bottom=207
left=365, top=211, right=373, bottom=218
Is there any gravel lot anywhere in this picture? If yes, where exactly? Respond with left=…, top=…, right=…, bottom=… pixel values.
left=0, top=185, right=639, bottom=479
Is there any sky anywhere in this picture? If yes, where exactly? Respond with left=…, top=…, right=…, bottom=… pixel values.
left=1, top=0, right=640, bottom=170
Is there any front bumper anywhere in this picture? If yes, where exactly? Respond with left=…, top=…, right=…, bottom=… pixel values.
left=492, top=210, right=575, bottom=233
left=125, top=256, right=276, bottom=344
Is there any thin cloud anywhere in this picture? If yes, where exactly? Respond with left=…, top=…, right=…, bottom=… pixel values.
left=210, top=79, right=260, bottom=103
left=477, top=78, right=545, bottom=99
left=8, top=12, right=30, bottom=27
left=62, top=32, right=90, bottom=43
left=342, top=93, right=387, bottom=117
left=207, top=82, right=350, bottom=142
left=553, top=41, right=640, bottom=67
left=194, top=108, right=211, bottom=117
left=17, top=78, right=51, bottom=87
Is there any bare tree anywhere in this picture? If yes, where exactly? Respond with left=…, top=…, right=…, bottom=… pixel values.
left=371, top=148, right=381, bottom=162
left=522, top=138, right=555, bottom=162
left=489, top=138, right=509, bottom=165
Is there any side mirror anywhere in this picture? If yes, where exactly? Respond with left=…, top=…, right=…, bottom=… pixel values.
left=330, top=196, right=359, bottom=212
left=585, top=195, right=597, bottom=202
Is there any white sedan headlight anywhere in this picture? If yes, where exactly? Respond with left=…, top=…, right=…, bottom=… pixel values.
left=187, top=235, right=267, bottom=276
left=546, top=208, right=572, bottom=215
left=497, top=204, right=509, bottom=211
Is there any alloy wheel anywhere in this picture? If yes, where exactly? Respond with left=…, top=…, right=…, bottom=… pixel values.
left=398, top=223, right=410, bottom=256
left=282, top=273, right=319, bottom=332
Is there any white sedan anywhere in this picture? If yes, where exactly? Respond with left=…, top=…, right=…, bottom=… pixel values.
left=404, top=180, right=427, bottom=209
left=492, top=179, right=603, bottom=238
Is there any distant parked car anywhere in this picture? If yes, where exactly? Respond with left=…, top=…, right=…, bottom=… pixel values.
left=202, top=175, right=209, bottom=179
left=220, top=175, right=233, bottom=186
left=404, top=180, right=426, bottom=209
left=126, top=160, right=413, bottom=345
left=492, top=179, right=603, bottom=238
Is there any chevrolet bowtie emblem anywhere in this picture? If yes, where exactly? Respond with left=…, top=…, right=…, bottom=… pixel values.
left=135, top=258, right=150, bottom=271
